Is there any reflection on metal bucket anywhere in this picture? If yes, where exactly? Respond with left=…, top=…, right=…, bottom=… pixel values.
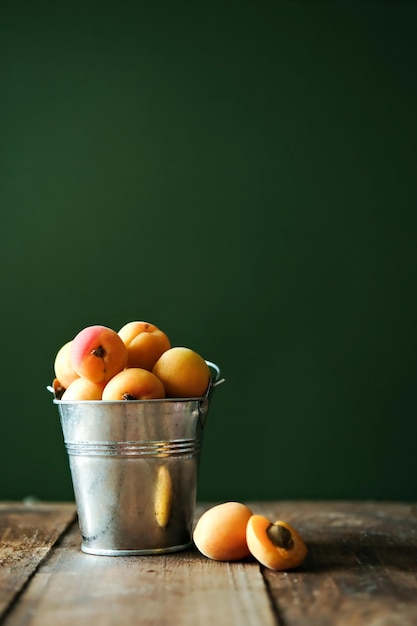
left=53, top=362, right=222, bottom=556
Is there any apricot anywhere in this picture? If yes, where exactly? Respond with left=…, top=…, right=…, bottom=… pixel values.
left=51, top=377, right=66, bottom=400
left=152, top=347, right=210, bottom=398
left=60, top=377, right=105, bottom=401
left=193, top=502, right=253, bottom=561
left=246, top=515, right=307, bottom=570
left=118, top=321, right=171, bottom=371
left=71, top=325, right=128, bottom=384
left=54, top=341, right=79, bottom=389
left=102, top=367, right=165, bottom=400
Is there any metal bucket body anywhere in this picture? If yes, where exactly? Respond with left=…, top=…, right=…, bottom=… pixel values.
left=55, top=396, right=210, bottom=556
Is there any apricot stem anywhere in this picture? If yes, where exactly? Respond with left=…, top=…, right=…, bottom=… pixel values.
left=90, top=345, right=108, bottom=377
left=122, top=393, right=137, bottom=400
left=266, top=523, right=294, bottom=550
left=91, top=345, right=105, bottom=358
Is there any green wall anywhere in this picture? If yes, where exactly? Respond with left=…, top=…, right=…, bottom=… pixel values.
left=1, top=1, right=416, bottom=502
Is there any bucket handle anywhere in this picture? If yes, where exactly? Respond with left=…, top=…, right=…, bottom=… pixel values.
left=204, top=361, right=225, bottom=398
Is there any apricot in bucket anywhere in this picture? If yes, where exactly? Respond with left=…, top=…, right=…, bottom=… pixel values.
left=118, top=321, right=171, bottom=371
left=54, top=340, right=79, bottom=389
left=71, top=325, right=128, bottom=384
left=153, top=347, right=210, bottom=398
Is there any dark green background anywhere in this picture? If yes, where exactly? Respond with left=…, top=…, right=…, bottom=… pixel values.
left=1, top=1, right=416, bottom=502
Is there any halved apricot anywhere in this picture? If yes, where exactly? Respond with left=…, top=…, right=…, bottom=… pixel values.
left=246, top=515, right=307, bottom=570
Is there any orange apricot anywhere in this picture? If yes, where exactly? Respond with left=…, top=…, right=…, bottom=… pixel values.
left=193, top=502, right=253, bottom=561
left=246, top=515, right=307, bottom=570
left=102, top=367, right=165, bottom=401
left=60, top=377, right=105, bottom=401
left=54, top=340, right=79, bottom=389
left=71, top=325, right=128, bottom=384
left=152, top=346, right=210, bottom=398
left=52, top=377, right=66, bottom=400
left=118, top=321, right=171, bottom=371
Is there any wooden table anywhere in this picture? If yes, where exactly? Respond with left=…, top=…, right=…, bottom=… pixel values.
left=1, top=500, right=416, bottom=625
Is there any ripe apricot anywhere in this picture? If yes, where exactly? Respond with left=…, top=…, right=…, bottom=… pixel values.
left=118, top=321, right=171, bottom=371
left=102, top=367, right=165, bottom=400
left=61, top=378, right=105, bottom=401
left=71, top=325, right=128, bottom=384
left=152, top=347, right=210, bottom=398
left=246, top=515, right=307, bottom=570
left=51, top=377, right=66, bottom=400
left=54, top=341, right=79, bottom=389
left=193, top=502, right=253, bottom=561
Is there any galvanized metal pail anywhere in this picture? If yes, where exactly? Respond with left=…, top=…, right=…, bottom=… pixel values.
left=53, top=361, right=222, bottom=556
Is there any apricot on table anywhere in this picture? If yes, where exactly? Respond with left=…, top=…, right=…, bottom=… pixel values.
left=118, top=321, right=171, bottom=371
left=60, top=377, right=105, bottom=401
left=152, top=346, right=210, bottom=398
left=54, top=340, right=79, bottom=389
left=193, top=502, right=253, bottom=561
left=102, top=367, right=165, bottom=400
left=246, top=515, right=307, bottom=570
left=71, top=325, right=128, bottom=384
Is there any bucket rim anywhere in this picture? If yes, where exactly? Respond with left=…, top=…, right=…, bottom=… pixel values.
left=53, top=396, right=208, bottom=405
left=49, top=360, right=223, bottom=404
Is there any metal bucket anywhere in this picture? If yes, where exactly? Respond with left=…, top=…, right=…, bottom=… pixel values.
left=53, top=361, right=222, bottom=556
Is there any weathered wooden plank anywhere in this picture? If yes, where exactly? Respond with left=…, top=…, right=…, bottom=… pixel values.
left=0, top=501, right=76, bottom=620
left=3, top=501, right=417, bottom=626
left=252, top=501, right=417, bottom=626
left=3, top=514, right=276, bottom=626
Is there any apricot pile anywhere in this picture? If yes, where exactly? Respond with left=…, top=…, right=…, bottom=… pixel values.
left=193, top=502, right=307, bottom=571
left=52, top=321, right=212, bottom=401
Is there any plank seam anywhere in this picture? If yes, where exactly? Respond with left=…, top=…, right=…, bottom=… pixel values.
left=0, top=514, right=77, bottom=625
left=260, top=565, right=287, bottom=626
